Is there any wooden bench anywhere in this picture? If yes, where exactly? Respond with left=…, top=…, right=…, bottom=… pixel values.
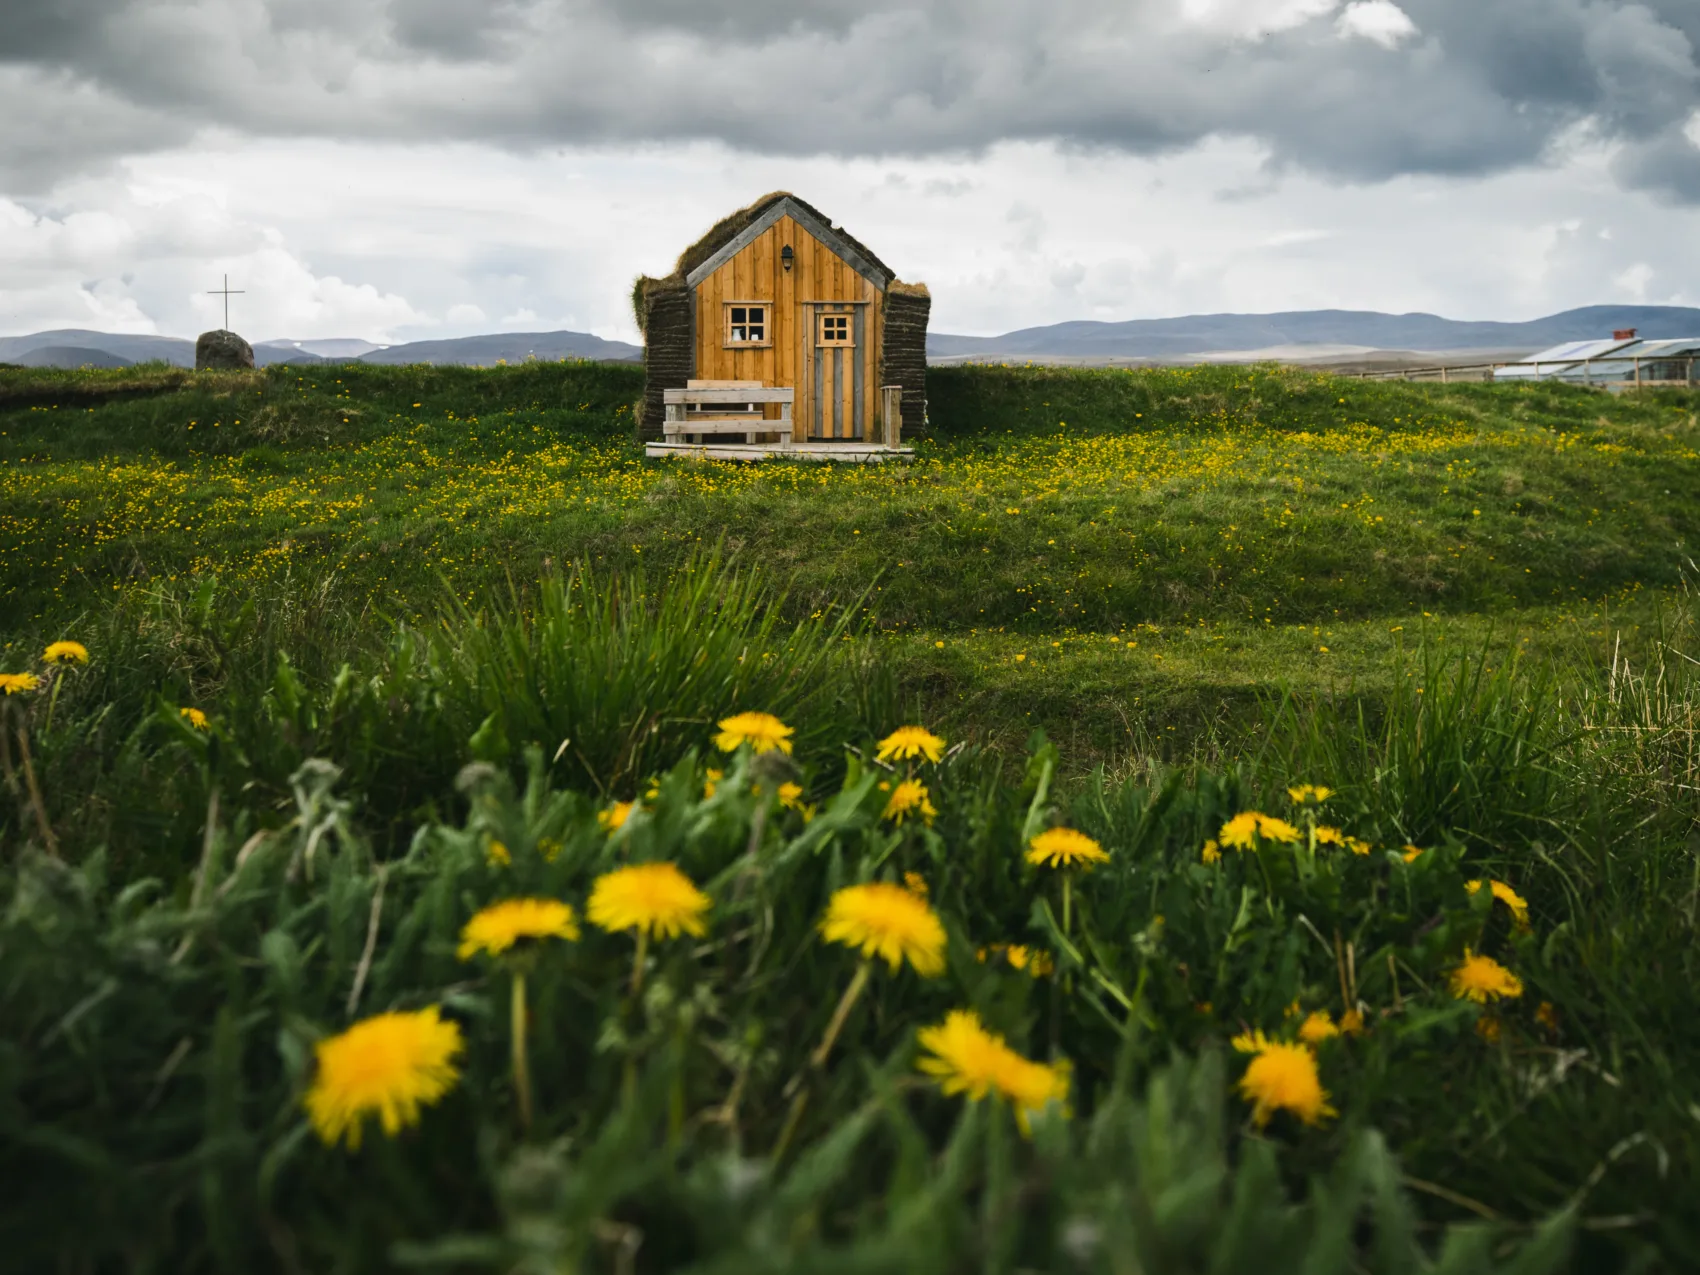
left=664, top=383, right=795, bottom=446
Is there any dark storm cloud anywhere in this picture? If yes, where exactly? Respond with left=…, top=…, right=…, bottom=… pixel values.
left=3, top=0, right=1696, bottom=201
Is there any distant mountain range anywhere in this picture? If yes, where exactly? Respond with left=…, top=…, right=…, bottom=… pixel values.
left=5, top=305, right=1699, bottom=372
left=0, top=329, right=642, bottom=369
left=926, top=305, right=1700, bottom=361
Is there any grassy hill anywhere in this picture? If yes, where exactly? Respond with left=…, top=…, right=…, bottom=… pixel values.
left=4, top=360, right=1699, bottom=1270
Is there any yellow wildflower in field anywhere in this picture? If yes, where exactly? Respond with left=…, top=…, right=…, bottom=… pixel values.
left=876, top=725, right=946, bottom=764
left=589, top=863, right=711, bottom=939
left=1346, top=836, right=1373, bottom=856
left=1287, top=785, right=1333, bottom=804
left=1401, top=844, right=1424, bottom=863
left=598, top=801, right=634, bottom=833
left=714, top=711, right=793, bottom=755
left=179, top=707, right=210, bottom=730
left=1466, top=879, right=1530, bottom=929
left=304, top=1007, right=463, bottom=1149
left=1449, top=948, right=1524, bottom=1003
left=1219, top=812, right=1301, bottom=850
left=0, top=672, right=41, bottom=694
left=458, top=898, right=580, bottom=960
left=1475, top=1016, right=1502, bottom=1042
left=1026, top=827, right=1109, bottom=870
left=903, top=871, right=928, bottom=898
left=1339, top=1008, right=1366, bottom=1036
left=1314, top=826, right=1345, bottom=847
left=703, top=768, right=723, bottom=798
left=1297, top=1010, right=1339, bottom=1044
left=486, top=840, right=511, bottom=867
left=43, top=641, right=89, bottom=665
left=777, top=781, right=807, bottom=810
left=820, top=882, right=946, bottom=976
left=1000, top=944, right=1053, bottom=976
left=916, top=1008, right=1069, bottom=1131
left=1234, top=1034, right=1335, bottom=1128
left=883, top=778, right=938, bottom=826
left=1201, top=838, right=1221, bottom=864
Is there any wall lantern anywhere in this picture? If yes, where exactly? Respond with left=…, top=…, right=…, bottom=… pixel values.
left=781, top=244, right=794, bottom=271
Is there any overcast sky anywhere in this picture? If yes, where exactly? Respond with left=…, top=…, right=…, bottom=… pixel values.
left=3, top=0, right=1698, bottom=342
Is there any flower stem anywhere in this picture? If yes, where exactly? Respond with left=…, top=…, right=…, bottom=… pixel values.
left=812, top=960, right=872, bottom=1069
left=774, top=961, right=873, bottom=1163
left=44, top=673, right=63, bottom=735
left=630, top=928, right=649, bottom=997
left=511, top=970, right=533, bottom=1134
left=1062, top=873, right=1073, bottom=936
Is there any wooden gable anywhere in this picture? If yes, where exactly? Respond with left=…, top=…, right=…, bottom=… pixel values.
left=689, top=199, right=889, bottom=441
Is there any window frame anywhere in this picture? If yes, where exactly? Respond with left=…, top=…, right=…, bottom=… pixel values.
left=816, top=310, right=854, bottom=348
left=722, top=301, right=772, bottom=349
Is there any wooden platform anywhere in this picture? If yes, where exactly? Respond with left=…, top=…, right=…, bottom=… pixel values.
left=645, top=440, right=914, bottom=463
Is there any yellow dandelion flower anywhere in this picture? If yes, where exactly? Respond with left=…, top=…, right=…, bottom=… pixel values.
left=1475, top=1015, right=1502, bottom=1042
left=1465, top=879, right=1530, bottom=929
left=1001, top=1052, right=1071, bottom=1132
left=304, top=1007, right=463, bottom=1149
left=1231, top=1028, right=1275, bottom=1054
left=1219, top=811, right=1261, bottom=850
left=820, top=882, right=946, bottom=976
left=1449, top=948, right=1524, bottom=1003
left=1314, top=826, right=1345, bottom=847
left=1346, top=836, right=1373, bottom=856
left=703, top=768, right=723, bottom=799
left=1004, top=944, right=1053, bottom=977
left=598, top=801, right=634, bottom=833
left=1297, top=1010, right=1338, bottom=1044
left=179, top=707, right=210, bottom=730
left=883, top=778, right=938, bottom=826
left=486, top=839, right=511, bottom=868
left=916, top=1009, right=1009, bottom=1099
left=1401, top=844, right=1423, bottom=863
left=1536, top=1001, right=1559, bottom=1034
left=777, top=781, right=807, bottom=810
left=1201, top=838, right=1221, bottom=864
left=1256, top=814, right=1301, bottom=843
left=458, top=898, right=580, bottom=960
left=1237, top=1038, right=1335, bottom=1128
left=713, top=711, right=793, bottom=755
left=903, top=871, right=929, bottom=899
left=43, top=641, right=89, bottom=665
left=1, top=672, right=42, bottom=695
left=588, top=862, right=711, bottom=939
left=1339, top=1008, right=1366, bottom=1036
left=876, top=725, right=946, bottom=764
left=1287, top=785, right=1334, bottom=804
left=915, top=1009, right=1070, bottom=1130
left=1026, top=827, right=1109, bottom=870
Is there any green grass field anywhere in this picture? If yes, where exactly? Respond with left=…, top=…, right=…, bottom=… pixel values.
left=4, top=359, right=1699, bottom=1271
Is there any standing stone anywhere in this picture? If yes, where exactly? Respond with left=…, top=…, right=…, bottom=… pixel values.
left=196, top=329, right=254, bottom=371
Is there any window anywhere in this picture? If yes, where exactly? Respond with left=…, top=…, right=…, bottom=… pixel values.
left=818, top=312, right=853, bottom=347
left=724, top=303, right=769, bottom=347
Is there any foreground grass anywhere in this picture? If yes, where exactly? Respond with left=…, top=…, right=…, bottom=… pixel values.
left=5, top=363, right=1700, bottom=1267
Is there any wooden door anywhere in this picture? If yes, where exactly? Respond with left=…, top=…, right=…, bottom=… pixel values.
left=799, top=303, right=866, bottom=440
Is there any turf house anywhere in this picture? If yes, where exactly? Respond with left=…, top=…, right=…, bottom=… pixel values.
left=634, top=192, right=930, bottom=460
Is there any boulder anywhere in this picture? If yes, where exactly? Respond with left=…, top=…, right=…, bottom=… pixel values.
left=196, top=329, right=254, bottom=371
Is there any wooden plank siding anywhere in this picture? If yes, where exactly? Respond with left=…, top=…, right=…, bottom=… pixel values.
left=693, top=213, right=882, bottom=442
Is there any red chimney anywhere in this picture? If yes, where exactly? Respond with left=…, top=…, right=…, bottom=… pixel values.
left=1613, top=328, right=1637, bottom=340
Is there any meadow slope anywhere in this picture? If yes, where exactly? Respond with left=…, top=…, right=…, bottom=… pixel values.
left=3, top=361, right=1700, bottom=1271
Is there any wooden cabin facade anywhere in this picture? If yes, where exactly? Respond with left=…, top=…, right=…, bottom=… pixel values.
left=636, top=193, right=930, bottom=459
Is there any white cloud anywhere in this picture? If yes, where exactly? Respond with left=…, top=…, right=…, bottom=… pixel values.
left=1614, top=262, right=1655, bottom=299
left=1685, top=108, right=1700, bottom=149
left=1179, top=0, right=1338, bottom=40
left=2, top=134, right=1699, bottom=344
left=1336, top=1, right=1418, bottom=49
